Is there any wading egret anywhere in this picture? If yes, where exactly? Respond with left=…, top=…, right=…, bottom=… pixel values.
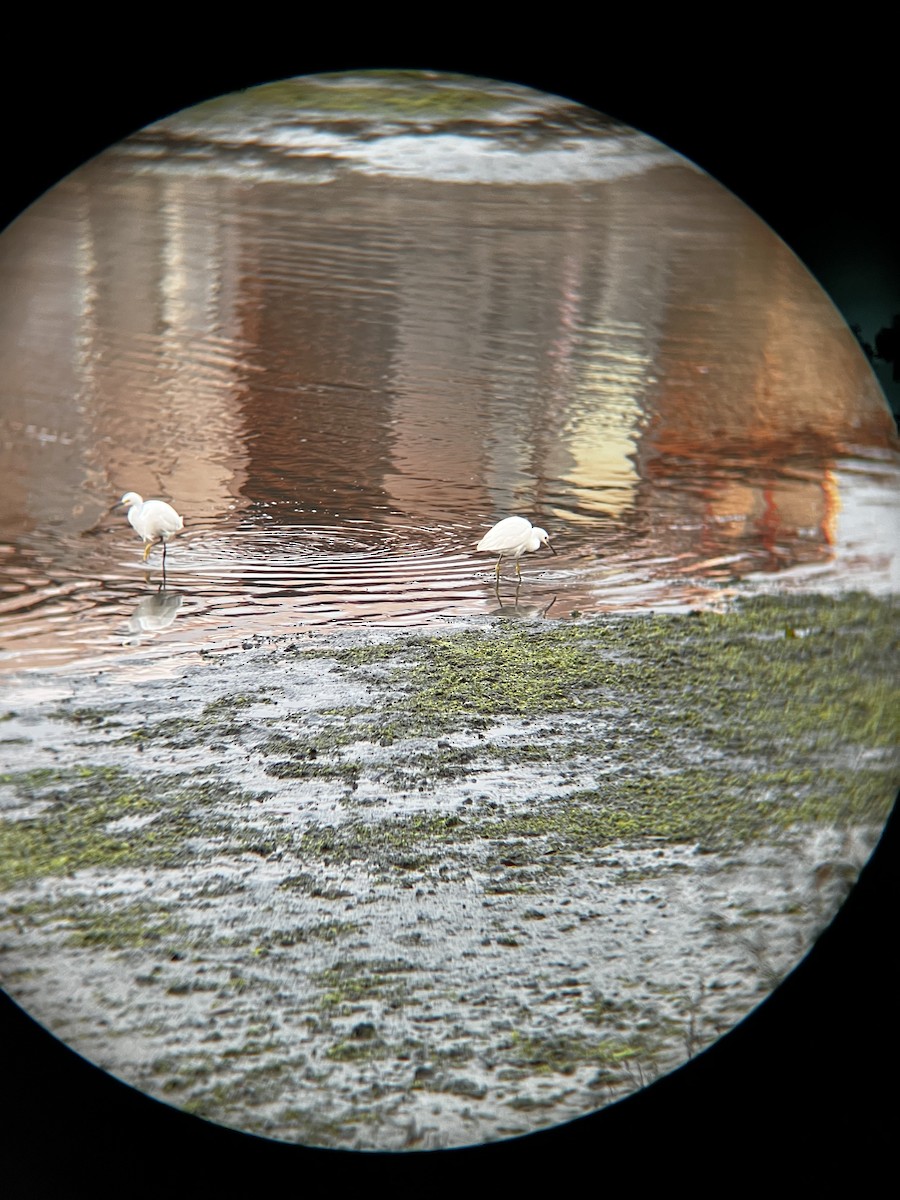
left=476, top=516, right=556, bottom=580
left=117, top=492, right=184, bottom=565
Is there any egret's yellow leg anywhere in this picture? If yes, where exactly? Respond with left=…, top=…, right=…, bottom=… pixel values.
left=495, top=557, right=502, bottom=580
left=143, top=542, right=153, bottom=561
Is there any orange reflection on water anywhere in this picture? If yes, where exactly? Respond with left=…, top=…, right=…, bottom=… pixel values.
left=0, top=97, right=897, bottom=673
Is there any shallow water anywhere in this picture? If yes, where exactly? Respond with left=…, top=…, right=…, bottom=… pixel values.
left=1, top=72, right=897, bottom=676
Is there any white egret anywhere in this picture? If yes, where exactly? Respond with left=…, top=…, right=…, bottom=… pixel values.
left=117, top=492, right=184, bottom=566
left=476, top=516, right=556, bottom=580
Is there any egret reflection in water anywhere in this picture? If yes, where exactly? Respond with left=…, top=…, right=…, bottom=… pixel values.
left=125, top=589, right=184, bottom=641
left=490, top=589, right=558, bottom=620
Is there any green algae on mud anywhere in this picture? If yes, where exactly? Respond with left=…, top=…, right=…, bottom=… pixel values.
left=0, top=766, right=269, bottom=890
left=2, top=896, right=187, bottom=950
left=176, top=70, right=536, bottom=126
left=0, top=592, right=896, bottom=1150
left=326, top=590, right=898, bottom=745
left=1, top=593, right=897, bottom=893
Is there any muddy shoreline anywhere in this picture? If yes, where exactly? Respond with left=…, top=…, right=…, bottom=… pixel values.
left=1, top=593, right=896, bottom=1150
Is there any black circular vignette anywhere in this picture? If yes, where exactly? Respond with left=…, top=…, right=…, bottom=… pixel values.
left=2, top=45, right=897, bottom=1190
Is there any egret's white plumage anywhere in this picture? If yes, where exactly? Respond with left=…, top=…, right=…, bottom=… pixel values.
left=476, top=516, right=556, bottom=579
left=118, top=492, right=184, bottom=563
